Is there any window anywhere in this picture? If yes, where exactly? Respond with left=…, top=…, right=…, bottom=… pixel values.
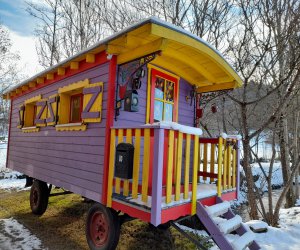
left=18, top=95, right=48, bottom=133
left=148, top=66, right=179, bottom=123
left=56, top=79, right=103, bottom=131
left=69, top=93, right=83, bottom=123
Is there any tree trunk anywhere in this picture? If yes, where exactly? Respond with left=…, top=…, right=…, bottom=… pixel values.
left=279, top=115, right=295, bottom=207
left=242, top=139, right=259, bottom=219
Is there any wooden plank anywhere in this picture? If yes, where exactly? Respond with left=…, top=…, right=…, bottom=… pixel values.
left=132, top=129, right=141, bottom=199
left=203, top=143, right=208, bottom=181
left=166, top=130, right=174, bottom=204
left=184, top=134, right=191, bottom=199
left=175, top=132, right=183, bottom=201
left=115, top=129, right=123, bottom=194
left=223, top=143, right=228, bottom=190
left=227, top=145, right=232, bottom=189
left=210, top=144, right=215, bottom=183
left=123, top=129, right=132, bottom=196
left=107, top=129, right=116, bottom=207
left=192, top=135, right=199, bottom=215
left=141, top=129, right=150, bottom=202
left=217, top=137, right=223, bottom=196
left=232, top=145, right=237, bottom=188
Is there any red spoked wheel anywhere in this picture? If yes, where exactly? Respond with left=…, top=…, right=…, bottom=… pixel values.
left=30, top=180, right=49, bottom=215
left=86, top=203, right=120, bottom=250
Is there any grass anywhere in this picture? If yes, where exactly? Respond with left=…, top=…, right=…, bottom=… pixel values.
left=0, top=189, right=213, bottom=250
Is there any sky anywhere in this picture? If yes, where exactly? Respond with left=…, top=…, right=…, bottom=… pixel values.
left=0, top=0, right=42, bottom=77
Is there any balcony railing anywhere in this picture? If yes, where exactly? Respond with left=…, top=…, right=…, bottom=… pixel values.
left=106, top=124, right=240, bottom=217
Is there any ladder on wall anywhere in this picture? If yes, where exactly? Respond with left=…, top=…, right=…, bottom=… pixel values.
left=196, top=199, right=261, bottom=250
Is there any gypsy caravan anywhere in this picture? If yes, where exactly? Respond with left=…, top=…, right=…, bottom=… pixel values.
left=4, top=17, right=260, bottom=250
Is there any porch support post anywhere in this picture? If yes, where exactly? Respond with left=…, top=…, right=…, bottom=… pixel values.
left=236, top=139, right=241, bottom=200
left=151, top=128, right=165, bottom=226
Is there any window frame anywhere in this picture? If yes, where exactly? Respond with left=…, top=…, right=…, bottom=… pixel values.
left=147, top=65, right=179, bottom=124
left=69, top=93, right=83, bottom=123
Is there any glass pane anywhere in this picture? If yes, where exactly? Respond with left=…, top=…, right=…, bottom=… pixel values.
left=154, top=77, right=164, bottom=99
left=164, top=103, right=173, bottom=121
left=154, top=100, right=163, bottom=121
left=70, top=95, right=82, bottom=122
left=165, top=81, right=174, bottom=102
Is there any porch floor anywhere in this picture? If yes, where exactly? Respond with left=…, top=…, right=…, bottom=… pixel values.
left=113, top=183, right=235, bottom=210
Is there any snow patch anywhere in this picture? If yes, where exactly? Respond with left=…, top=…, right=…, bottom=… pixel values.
left=148, top=121, right=203, bottom=136
left=245, top=220, right=268, bottom=231
left=0, top=218, right=44, bottom=250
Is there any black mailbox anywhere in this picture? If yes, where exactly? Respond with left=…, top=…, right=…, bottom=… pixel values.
left=115, top=143, right=134, bottom=179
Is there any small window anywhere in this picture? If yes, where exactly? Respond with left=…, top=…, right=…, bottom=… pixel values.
left=69, top=93, right=83, bottom=123
left=148, top=67, right=179, bottom=123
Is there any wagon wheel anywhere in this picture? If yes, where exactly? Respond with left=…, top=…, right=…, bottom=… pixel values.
left=86, top=203, right=120, bottom=250
left=30, top=180, right=49, bottom=215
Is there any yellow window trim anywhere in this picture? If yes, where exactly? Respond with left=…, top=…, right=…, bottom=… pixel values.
left=146, top=64, right=180, bottom=123
left=58, top=79, right=89, bottom=94
left=22, top=127, right=40, bottom=133
left=55, top=123, right=87, bottom=132
left=24, top=94, right=42, bottom=104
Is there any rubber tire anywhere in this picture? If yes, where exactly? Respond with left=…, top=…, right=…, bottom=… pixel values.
left=30, top=180, right=49, bottom=215
left=86, top=203, right=120, bottom=250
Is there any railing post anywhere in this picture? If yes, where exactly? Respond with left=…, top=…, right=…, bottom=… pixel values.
left=217, top=137, right=223, bottom=197
left=236, top=139, right=241, bottom=200
left=151, top=128, right=165, bottom=226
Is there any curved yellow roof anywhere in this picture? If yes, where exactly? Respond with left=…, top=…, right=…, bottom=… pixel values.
left=4, top=17, right=242, bottom=97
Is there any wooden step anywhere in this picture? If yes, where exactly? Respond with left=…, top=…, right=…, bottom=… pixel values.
left=232, top=231, right=255, bottom=250
left=218, top=215, right=242, bottom=234
left=206, top=201, right=230, bottom=217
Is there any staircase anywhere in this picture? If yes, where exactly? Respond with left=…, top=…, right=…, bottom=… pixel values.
left=196, top=199, right=260, bottom=250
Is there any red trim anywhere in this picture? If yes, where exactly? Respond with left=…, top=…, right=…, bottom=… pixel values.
left=199, top=138, right=219, bottom=144
left=11, top=52, right=108, bottom=101
left=111, top=200, right=151, bottom=222
left=221, top=190, right=237, bottom=201
left=69, top=93, right=83, bottom=123
left=149, top=68, right=179, bottom=123
left=198, top=171, right=218, bottom=179
left=6, top=100, right=13, bottom=169
left=102, top=56, right=117, bottom=204
left=161, top=202, right=191, bottom=224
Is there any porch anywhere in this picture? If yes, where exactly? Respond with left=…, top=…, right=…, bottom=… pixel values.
left=106, top=123, right=240, bottom=226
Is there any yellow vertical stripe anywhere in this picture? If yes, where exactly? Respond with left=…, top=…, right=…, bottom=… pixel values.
left=175, top=132, right=183, bottom=201
left=132, top=129, right=141, bottom=198
left=223, top=143, right=228, bottom=190
left=115, top=129, right=123, bottom=194
left=227, top=145, right=232, bottom=189
left=141, top=129, right=151, bottom=202
left=166, top=130, right=174, bottom=204
left=123, top=129, right=132, bottom=196
left=184, top=134, right=191, bottom=199
left=210, top=144, right=215, bottom=183
left=192, top=135, right=199, bottom=215
left=146, top=66, right=152, bottom=123
left=217, top=137, right=223, bottom=197
left=203, top=143, right=208, bottom=181
left=232, top=143, right=237, bottom=188
left=107, top=129, right=116, bottom=207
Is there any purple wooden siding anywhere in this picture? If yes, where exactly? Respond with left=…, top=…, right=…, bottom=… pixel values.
left=114, top=65, right=194, bottom=127
left=113, top=64, right=195, bottom=187
left=7, top=63, right=109, bottom=202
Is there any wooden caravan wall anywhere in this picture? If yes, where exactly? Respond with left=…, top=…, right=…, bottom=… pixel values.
left=7, top=63, right=109, bottom=202
left=114, top=65, right=194, bottom=127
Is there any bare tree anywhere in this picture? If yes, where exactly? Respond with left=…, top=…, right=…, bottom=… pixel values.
left=26, top=0, right=64, bottom=68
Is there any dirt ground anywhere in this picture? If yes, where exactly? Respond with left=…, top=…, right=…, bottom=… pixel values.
left=0, top=189, right=211, bottom=250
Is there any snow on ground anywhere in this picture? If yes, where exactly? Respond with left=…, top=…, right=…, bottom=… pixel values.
left=0, top=218, right=44, bottom=250
left=0, top=142, right=7, bottom=171
left=254, top=206, right=300, bottom=250
left=0, top=143, right=27, bottom=191
left=179, top=206, right=300, bottom=250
